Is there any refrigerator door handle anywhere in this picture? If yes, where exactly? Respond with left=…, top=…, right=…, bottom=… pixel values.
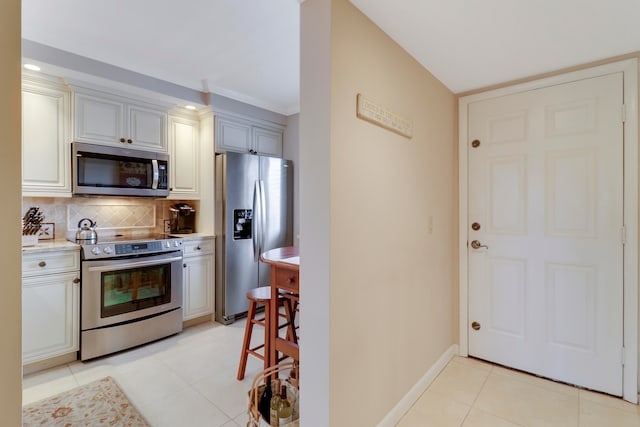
left=259, top=179, right=267, bottom=253
left=252, top=180, right=260, bottom=261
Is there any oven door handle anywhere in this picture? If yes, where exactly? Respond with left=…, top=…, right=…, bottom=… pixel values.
left=86, top=255, right=183, bottom=272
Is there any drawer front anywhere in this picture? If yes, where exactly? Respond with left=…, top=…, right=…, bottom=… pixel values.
left=182, top=238, right=214, bottom=257
left=274, top=267, right=299, bottom=293
left=23, top=250, right=80, bottom=277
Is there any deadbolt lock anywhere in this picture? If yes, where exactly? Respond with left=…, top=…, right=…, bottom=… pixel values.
left=471, top=139, right=481, bottom=148
left=471, top=321, right=481, bottom=331
left=471, top=222, right=481, bottom=231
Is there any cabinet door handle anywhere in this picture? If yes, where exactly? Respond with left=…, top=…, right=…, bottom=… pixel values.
left=127, top=139, right=133, bottom=144
left=119, top=137, right=126, bottom=143
left=73, top=277, right=80, bottom=284
left=196, top=246, right=201, bottom=250
left=183, top=264, right=187, bottom=268
left=38, top=261, right=46, bottom=267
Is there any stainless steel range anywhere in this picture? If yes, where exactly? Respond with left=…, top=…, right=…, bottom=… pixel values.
left=77, top=234, right=184, bottom=360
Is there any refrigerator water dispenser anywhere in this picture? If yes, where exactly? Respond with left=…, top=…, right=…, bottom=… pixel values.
left=233, top=209, right=252, bottom=240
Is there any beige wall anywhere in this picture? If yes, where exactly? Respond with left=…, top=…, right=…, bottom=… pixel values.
left=301, top=0, right=458, bottom=425
left=0, top=0, right=24, bottom=424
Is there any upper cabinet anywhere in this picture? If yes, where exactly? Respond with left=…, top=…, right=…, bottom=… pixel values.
left=215, top=113, right=284, bottom=157
left=73, top=88, right=168, bottom=152
left=253, top=126, right=284, bottom=158
left=22, top=74, right=72, bottom=197
left=168, top=114, right=200, bottom=199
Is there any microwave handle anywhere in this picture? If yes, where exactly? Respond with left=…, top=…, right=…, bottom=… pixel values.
left=152, top=159, right=159, bottom=190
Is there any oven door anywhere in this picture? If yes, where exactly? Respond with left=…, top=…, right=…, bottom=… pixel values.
left=81, top=252, right=183, bottom=330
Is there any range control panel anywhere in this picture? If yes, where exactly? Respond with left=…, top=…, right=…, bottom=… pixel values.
left=80, top=238, right=183, bottom=260
left=115, top=241, right=164, bottom=255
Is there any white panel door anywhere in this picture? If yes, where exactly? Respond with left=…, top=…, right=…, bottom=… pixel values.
left=467, top=72, right=624, bottom=395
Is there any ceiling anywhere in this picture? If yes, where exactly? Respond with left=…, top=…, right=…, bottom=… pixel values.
left=21, top=0, right=301, bottom=115
left=22, top=0, right=640, bottom=116
left=351, top=0, right=640, bottom=93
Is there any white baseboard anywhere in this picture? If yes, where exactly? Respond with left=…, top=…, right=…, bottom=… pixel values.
left=377, top=344, right=459, bottom=427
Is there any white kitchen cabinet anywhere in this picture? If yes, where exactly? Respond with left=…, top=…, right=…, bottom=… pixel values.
left=252, top=126, right=284, bottom=157
left=215, top=113, right=284, bottom=157
left=22, top=249, right=80, bottom=365
left=22, top=74, right=72, bottom=197
left=73, top=88, right=168, bottom=152
left=181, top=237, right=214, bottom=321
left=168, top=115, right=200, bottom=199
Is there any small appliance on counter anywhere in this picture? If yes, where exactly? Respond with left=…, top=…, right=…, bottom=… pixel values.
left=169, top=203, right=196, bottom=234
left=75, top=218, right=98, bottom=243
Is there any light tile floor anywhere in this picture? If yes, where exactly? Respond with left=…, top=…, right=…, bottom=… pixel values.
left=23, top=323, right=640, bottom=427
left=398, top=356, right=640, bottom=427
left=23, top=321, right=264, bottom=427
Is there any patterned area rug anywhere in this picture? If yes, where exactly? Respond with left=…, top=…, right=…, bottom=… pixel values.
left=23, top=376, right=151, bottom=426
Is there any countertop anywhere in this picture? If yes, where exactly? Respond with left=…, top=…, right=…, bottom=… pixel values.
left=169, top=233, right=215, bottom=239
left=22, top=239, right=80, bottom=254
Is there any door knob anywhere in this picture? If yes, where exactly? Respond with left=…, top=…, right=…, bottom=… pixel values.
left=470, top=240, right=488, bottom=250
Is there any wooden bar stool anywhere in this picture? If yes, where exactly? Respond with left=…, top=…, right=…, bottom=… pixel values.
left=237, top=286, right=296, bottom=380
left=279, top=290, right=299, bottom=342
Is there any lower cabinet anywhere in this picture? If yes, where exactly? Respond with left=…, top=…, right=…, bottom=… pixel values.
left=22, top=250, right=80, bottom=365
left=182, top=237, right=215, bottom=320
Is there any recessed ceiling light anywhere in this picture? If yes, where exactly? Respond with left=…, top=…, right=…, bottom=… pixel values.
left=24, top=64, right=41, bottom=71
left=185, top=105, right=197, bottom=110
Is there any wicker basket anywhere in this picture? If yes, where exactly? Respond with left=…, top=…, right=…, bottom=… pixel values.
left=247, top=361, right=299, bottom=427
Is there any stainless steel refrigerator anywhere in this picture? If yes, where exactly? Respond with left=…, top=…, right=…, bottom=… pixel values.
left=215, top=152, right=293, bottom=324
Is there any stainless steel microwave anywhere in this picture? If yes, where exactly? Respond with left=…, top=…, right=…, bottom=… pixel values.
left=72, top=142, right=169, bottom=197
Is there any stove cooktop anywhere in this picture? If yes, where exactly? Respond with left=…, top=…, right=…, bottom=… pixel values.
left=74, top=233, right=175, bottom=245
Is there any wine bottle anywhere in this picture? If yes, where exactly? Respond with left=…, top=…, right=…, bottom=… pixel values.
left=287, top=365, right=299, bottom=388
left=258, top=379, right=273, bottom=422
left=277, top=384, right=293, bottom=425
left=269, top=380, right=282, bottom=426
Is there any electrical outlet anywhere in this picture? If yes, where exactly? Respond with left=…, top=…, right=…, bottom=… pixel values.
left=163, top=219, right=171, bottom=233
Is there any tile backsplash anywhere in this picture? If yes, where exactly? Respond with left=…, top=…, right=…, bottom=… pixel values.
left=67, top=203, right=155, bottom=230
left=22, top=197, right=199, bottom=240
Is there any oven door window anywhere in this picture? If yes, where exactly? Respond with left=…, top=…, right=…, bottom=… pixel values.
left=101, top=263, right=171, bottom=318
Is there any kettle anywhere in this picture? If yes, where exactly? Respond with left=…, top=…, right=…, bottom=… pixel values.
left=76, top=218, right=98, bottom=243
